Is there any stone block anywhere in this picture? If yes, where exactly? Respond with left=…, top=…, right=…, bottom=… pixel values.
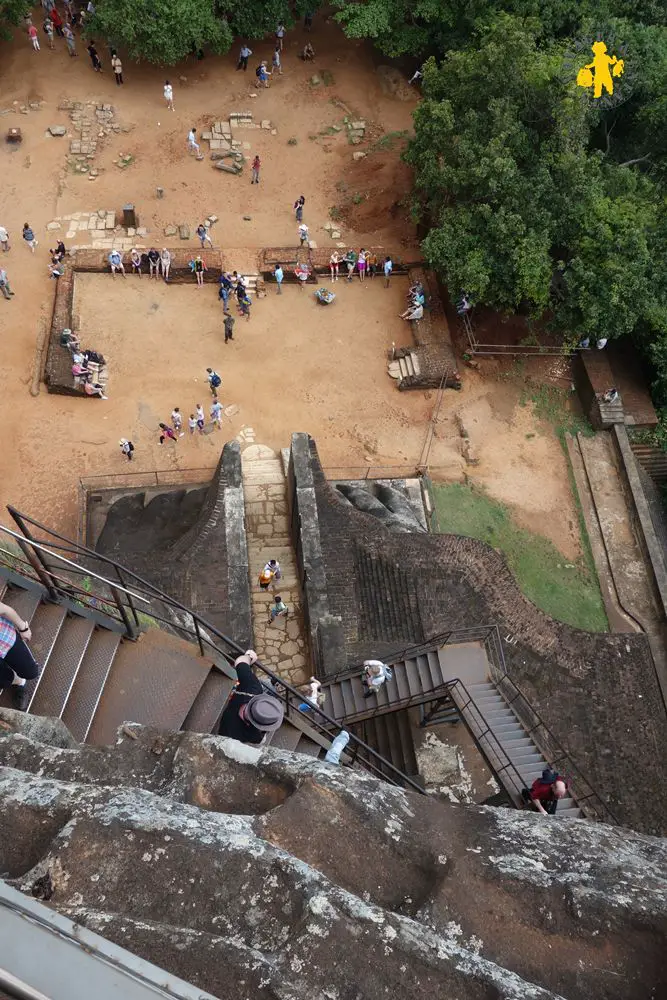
left=47, top=222, right=61, bottom=231
left=136, top=227, right=147, bottom=237
left=127, top=227, right=136, bottom=237
left=164, top=225, right=177, bottom=236
left=48, top=125, right=67, bottom=136
left=178, top=224, right=191, bottom=240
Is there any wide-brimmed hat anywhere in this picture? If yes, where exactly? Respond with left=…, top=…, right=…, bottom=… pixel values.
left=245, top=693, right=284, bottom=732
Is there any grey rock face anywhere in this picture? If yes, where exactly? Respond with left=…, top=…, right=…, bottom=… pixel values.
left=0, top=710, right=665, bottom=1000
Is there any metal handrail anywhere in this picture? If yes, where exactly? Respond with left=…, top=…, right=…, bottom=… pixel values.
left=2, top=507, right=425, bottom=795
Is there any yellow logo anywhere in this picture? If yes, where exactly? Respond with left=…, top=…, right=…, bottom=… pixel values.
left=576, top=41, right=624, bottom=98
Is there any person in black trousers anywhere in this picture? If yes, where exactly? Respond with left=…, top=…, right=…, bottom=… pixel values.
left=218, top=650, right=284, bottom=744
left=0, top=600, right=40, bottom=710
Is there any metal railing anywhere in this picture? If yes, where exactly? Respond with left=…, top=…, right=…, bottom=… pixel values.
left=0, top=507, right=426, bottom=795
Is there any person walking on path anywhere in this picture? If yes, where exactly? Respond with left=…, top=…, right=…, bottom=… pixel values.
left=108, top=249, right=125, bottom=276
left=43, top=17, right=55, bottom=48
left=224, top=314, right=235, bottom=343
left=239, top=293, right=251, bottom=320
left=275, top=23, right=285, bottom=50
left=210, top=398, right=223, bottom=429
left=196, top=223, right=213, bottom=249
left=146, top=247, right=160, bottom=279
left=329, top=251, right=340, bottom=282
left=258, top=564, right=274, bottom=591
left=119, top=438, right=134, bottom=461
left=22, top=224, right=38, bottom=253
left=111, top=50, right=123, bottom=84
left=171, top=407, right=183, bottom=434
left=87, top=41, right=102, bottom=71
left=272, top=45, right=282, bottom=76
left=164, top=80, right=174, bottom=110
left=0, top=598, right=41, bottom=710
left=193, top=254, right=206, bottom=287
left=264, top=558, right=282, bottom=582
left=0, top=226, right=10, bottom=252
left=188, top=413, right=197, bottom=435
left=63, top=22, right=76, bottom=55
left=383, top=255, right=393, bottom=287
left=218, top=649, right=284, bottom=745
left=187, top=128, right=200, bottom=156
left=195, top=404, right=205, bottom=433
left=219, top=282, right=230, bottom=314
left=251, top=155, right=261, bottom=184
left=160, top=248, right=172, bottom=281
left=206, top=368, right=222, bottom=394
left=362, top=659, right=391, bottom=698
left=0, top=268, right=15, bottom=299
left=51, top=5, right=64, bottom=36
left=237, top=43, right=252, bottom=71
left=28, top=23, right=40, bottom=50
left=273, top=263, right=283, bottom=294
left=294, top=195, right=305, bottom=222
left=268, top=595, right=289, bottom=626
left=159, top=422, right=177, bottom=445
left=256, top=61, right=271, bottom=88
left=298, top=222, right=309, bottom=246
left=130, top=247, right=142, bottom=277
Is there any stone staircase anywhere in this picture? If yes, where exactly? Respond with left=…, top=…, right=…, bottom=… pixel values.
left=321, top=642, right=582, bottom=817
left=241, top=445, right=309, bottom=687
left=388, top=350, right=421, bottom=381
left=350, top=709, right=420, bottom=786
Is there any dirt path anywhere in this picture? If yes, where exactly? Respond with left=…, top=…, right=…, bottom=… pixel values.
left=0, top=18, right=581, bottom=561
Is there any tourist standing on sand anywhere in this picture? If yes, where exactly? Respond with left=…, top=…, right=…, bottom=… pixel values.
left=194, top=255, right=206, bottom=287
left=87, top=41, right=102, bottom=71
left=211, top=398, right=223, bottom=429
left=164, top=80, right=174, bottom=110
left=0, top=268, right=15, bottom=299
left=298, top=223, right=309, bottom=246
left=206, top=368, right=222, bottom=394
left=0, top=597, right=41, bottom=710
left=384, top=255, right=393, bottom=287
left=237, top=43, right=252, bottom=71
left=357, top=249, right=367, bottom=282
left=119, top=438, right=134, bottom=461
left=329, top=251, right=340, bottom=281
left=28, top=23, right=40, bottom=50
left=196, top=404, right=205, bottom=433
left=188, top=413, right=197, bottom=435
left=187, top=128, right=200, bottom=155
left=111, top=50, right=123, bottom=84
left=147, top=247, right=160, bottom=280
left=275, top=23, right=285, bottom=50
left=0, top=226, right=10, bottom=252
left=197, top=223, right=213, bottom=249
left=44, top=17, right=55, bottom=48
left=273, top=264, right=283, bottom=294
left=160, top=248, right=172, bottom=281
left=224, top=314, right=235, bottom=343
left=251, top=155, right=261, bottom=184
left=22, top=224, right=38, bottom=253
left=294, top=195, right=305, bottom=222
left=63, top=23, right=77, bottom=55
left=171, top=407, right=183, bottom=434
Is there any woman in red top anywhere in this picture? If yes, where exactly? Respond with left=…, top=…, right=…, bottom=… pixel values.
left=50, top=6, right=64, bottom=36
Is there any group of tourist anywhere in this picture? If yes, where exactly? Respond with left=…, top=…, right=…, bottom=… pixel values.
left=61, top=328, right=108, bottom=398
left=26, top=0, right=98, bottom=59
left=399, top=279, right=426, bottom=321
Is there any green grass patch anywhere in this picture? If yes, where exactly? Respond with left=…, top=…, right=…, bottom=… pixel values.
left=431, top=482, right=608, bottom=632
left=368, top=129, right=410, bottom=153
left=519, top=384, right=593, bottom=442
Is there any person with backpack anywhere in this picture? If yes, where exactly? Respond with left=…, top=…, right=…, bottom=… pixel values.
left=237, top=43, right=252, bottom=71
left=206, top=368, right=222, bottom=395
left=521, top=768, right=569, bottom=816
left=119, top=438, right=134, bottom=461
left=361, top=659, right=391, bottom=698
left=256, top=61, right=270, bottom=88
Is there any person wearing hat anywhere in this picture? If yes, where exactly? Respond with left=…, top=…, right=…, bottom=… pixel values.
left=218, top=650, right=284, bottom=744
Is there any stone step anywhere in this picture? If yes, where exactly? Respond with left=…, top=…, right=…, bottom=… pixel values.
left=243, top=474, right=286, bottom=486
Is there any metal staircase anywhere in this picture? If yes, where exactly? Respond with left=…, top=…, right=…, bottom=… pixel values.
left=0, top=509, right=418, bottom=790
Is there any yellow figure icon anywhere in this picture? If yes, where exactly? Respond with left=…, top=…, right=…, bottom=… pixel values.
left=576, top=41, right=624, bottom=98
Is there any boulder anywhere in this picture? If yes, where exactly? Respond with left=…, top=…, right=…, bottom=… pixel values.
left=178, top=224, right=190, bottom=240
left=164, top=225, right=177, bottom=237
left=0, top=714, right=664, bottom=1000
left=48, top=125, right=67, bottom=137
left=214, top=161, right=242, bottom=174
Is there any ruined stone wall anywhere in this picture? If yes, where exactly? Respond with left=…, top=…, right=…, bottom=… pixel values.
left=0, top=711, right=665, bottom=1000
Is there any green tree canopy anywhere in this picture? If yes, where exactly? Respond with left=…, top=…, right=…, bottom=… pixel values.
left=86, top=0, right=232, bottom=63
left=1, top=0, right=29, bottom=40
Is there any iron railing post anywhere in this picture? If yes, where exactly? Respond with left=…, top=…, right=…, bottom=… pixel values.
left=193, top=618, right=205, bottom=656
left=109, top=585, right=137, bottom=639
left=114, top=563, right=140, bottom=631
left=8, top=513, right=59, bottom=599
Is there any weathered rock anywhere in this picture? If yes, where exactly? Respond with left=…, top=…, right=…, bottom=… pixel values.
left=214, top=161, right=242, bottom=174
left=0, top=713, right=665, bottom=1000
left=164, top=225, right=177, bottom=237
left=178, top=224, right=190, bottom=240
left=353, top=151, right=367, bottom=161
left=48, top=125, right=67, bottom=136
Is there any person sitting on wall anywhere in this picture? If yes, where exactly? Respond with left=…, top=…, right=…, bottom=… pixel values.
left=301, top=42, right=315, bottom=60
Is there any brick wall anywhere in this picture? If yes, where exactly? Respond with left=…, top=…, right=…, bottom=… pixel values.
left=291, top=434, right=667, bottom=833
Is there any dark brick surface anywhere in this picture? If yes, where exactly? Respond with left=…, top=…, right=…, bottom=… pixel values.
left=291, top=434, right=667, bottom=834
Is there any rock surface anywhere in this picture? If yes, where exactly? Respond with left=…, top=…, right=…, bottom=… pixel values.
left=0, top=710, right=665, bottom=1000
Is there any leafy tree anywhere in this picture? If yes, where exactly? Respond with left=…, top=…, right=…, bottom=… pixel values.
left=87, top=0, right=233, bottom=64
left=0, top=0, right=29, bottom=41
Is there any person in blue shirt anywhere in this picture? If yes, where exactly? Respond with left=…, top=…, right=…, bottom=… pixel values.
left=383, top=256, right=393, bottom=287
left=274, top=263, right=284, bottom=294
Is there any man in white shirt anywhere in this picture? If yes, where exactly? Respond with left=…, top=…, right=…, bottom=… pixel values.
left=298, top=223, right=309, bottom=246
left=0, top=226, right=9, bottom=252
left=187, top=128, right=200, bottom=155
left=163, top=80, right=174, bottom=110
left=237, top=44, right=252, bottom=71
left=108, top=250, right=125, bottom=277
left=362, top=660, right=390, bottom=698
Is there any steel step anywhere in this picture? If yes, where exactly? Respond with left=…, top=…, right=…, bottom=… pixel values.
left=30, top=613, right=95, bottom=718
left=181, top=670, right=235, bottom=733
left=61, top=628, right=122, bottom=742
left=296, top=736, right=322, bottom=757
left=268, top=724, right=301, bottom=751
left=24, top=602, right=69, bottom=710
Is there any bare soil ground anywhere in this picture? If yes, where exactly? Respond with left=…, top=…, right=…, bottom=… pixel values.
left=0, top=14, right=581, bottom=559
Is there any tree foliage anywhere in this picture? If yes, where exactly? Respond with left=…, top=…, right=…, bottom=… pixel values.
left=0, top=0, right=29, bottom=41
left=86, top=0, right=232, bottom=63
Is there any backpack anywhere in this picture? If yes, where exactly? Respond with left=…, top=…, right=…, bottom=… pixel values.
left=255, top=65, right=262, bottom=78
left=210, top=373, right=221, bottom=388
